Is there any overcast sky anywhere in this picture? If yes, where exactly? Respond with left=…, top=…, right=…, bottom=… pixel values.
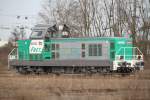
left=0, top=0, right=42, bottom=41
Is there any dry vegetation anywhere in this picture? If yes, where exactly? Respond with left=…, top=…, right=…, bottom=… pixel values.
left=0, top=45, right=150, bottom=100
left=0, top=72, right=150, bottom=100
left=0, top=44, right=13, bottom=65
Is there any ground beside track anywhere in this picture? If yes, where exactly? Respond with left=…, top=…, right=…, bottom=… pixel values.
left=0, top=64, right=150, bottom=100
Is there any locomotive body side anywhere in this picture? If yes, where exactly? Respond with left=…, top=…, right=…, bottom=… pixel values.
left=8, top=37, right=143, bottom=74
left=8, top=24, right=144, bottom=74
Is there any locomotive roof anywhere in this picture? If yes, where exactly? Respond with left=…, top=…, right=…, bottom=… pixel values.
left=49, top=37, right=132, bottom=43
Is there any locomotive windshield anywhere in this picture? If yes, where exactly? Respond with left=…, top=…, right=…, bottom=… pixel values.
left=30, top=31, right=43, bottom=38
left=31, top=31, right=43, bottom=37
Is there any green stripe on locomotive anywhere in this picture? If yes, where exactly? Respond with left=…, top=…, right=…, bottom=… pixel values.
left=17, top=37, right=132, bottom=61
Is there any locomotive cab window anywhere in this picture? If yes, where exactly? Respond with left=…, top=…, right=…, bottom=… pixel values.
left=30, top=31, right=43, bottom=38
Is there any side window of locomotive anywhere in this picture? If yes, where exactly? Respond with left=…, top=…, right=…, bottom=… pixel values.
left=88, top=44, right=102, bottom=56
left=82, top=51, right=85, bottom=58
left=51, top=44, right=59, bottom=50
left=52, top=52, right=55, bottom=59
left=51, top=44, right=55, bottom=50
left=52, top=52, right=59, bottom=59
left=98, top=44, right=102, bottom=56
left=81, top=43, right=86, bottom=58
left=82, top=44, right=85, bottom=50
left=51, top=44, right=60, bottom=59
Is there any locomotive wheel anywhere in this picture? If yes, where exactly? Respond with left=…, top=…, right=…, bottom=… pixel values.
left=35, top=67, right=44, bottom=74
left=18, top=67, right=28, bottom=74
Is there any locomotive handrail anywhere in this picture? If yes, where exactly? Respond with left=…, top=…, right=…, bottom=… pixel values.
left=8, top=48, right=18, bottom=69
left=115, top=55, right=143, bottom=60
left=8, top=48, right=18, bottom=60
left=115, top=47, right=143, bottom=60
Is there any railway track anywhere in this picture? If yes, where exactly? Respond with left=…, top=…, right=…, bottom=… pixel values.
left=0, top=66, right=149, bottom=80
left=0, top=70, right=136, bottom=78
left=0, top=66, right=150, bottom=100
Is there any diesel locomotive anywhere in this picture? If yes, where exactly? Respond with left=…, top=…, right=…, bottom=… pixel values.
left=8, top=24, right=144, bottom=74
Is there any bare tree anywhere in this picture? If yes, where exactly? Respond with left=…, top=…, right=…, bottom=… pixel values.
left=9, top=27, right=20, bottom=43
left=39, top=0, right=84, bottom=37
left=9, top=26, right=26, bottom=44
left=53, top=0, right=84, bottom=36
left=39, top=0, right=108, bottom=37
left=39, top=0, right=150, bottom=39
left=38, top=0, right=54, bottom=24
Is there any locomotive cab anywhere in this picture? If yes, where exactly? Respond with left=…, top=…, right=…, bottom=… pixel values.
left=110, top=38, right=144, bottom=73
left=29, top=24, right=70, bottom=40
left=113, top=47, right=144, bottom=73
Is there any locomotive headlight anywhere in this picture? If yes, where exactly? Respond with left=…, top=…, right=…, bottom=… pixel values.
left=119, top=56, right=124, bottom=60
left=126, top=63, right=131, bottom=67
left=141, top=62, right=144, bottom=66
left=116, top=55, right=124, bottom=60
left=136, top=55, right=143, bottom=60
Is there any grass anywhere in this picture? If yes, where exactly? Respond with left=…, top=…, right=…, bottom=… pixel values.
left=0, top=72, right=150, bottom=100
